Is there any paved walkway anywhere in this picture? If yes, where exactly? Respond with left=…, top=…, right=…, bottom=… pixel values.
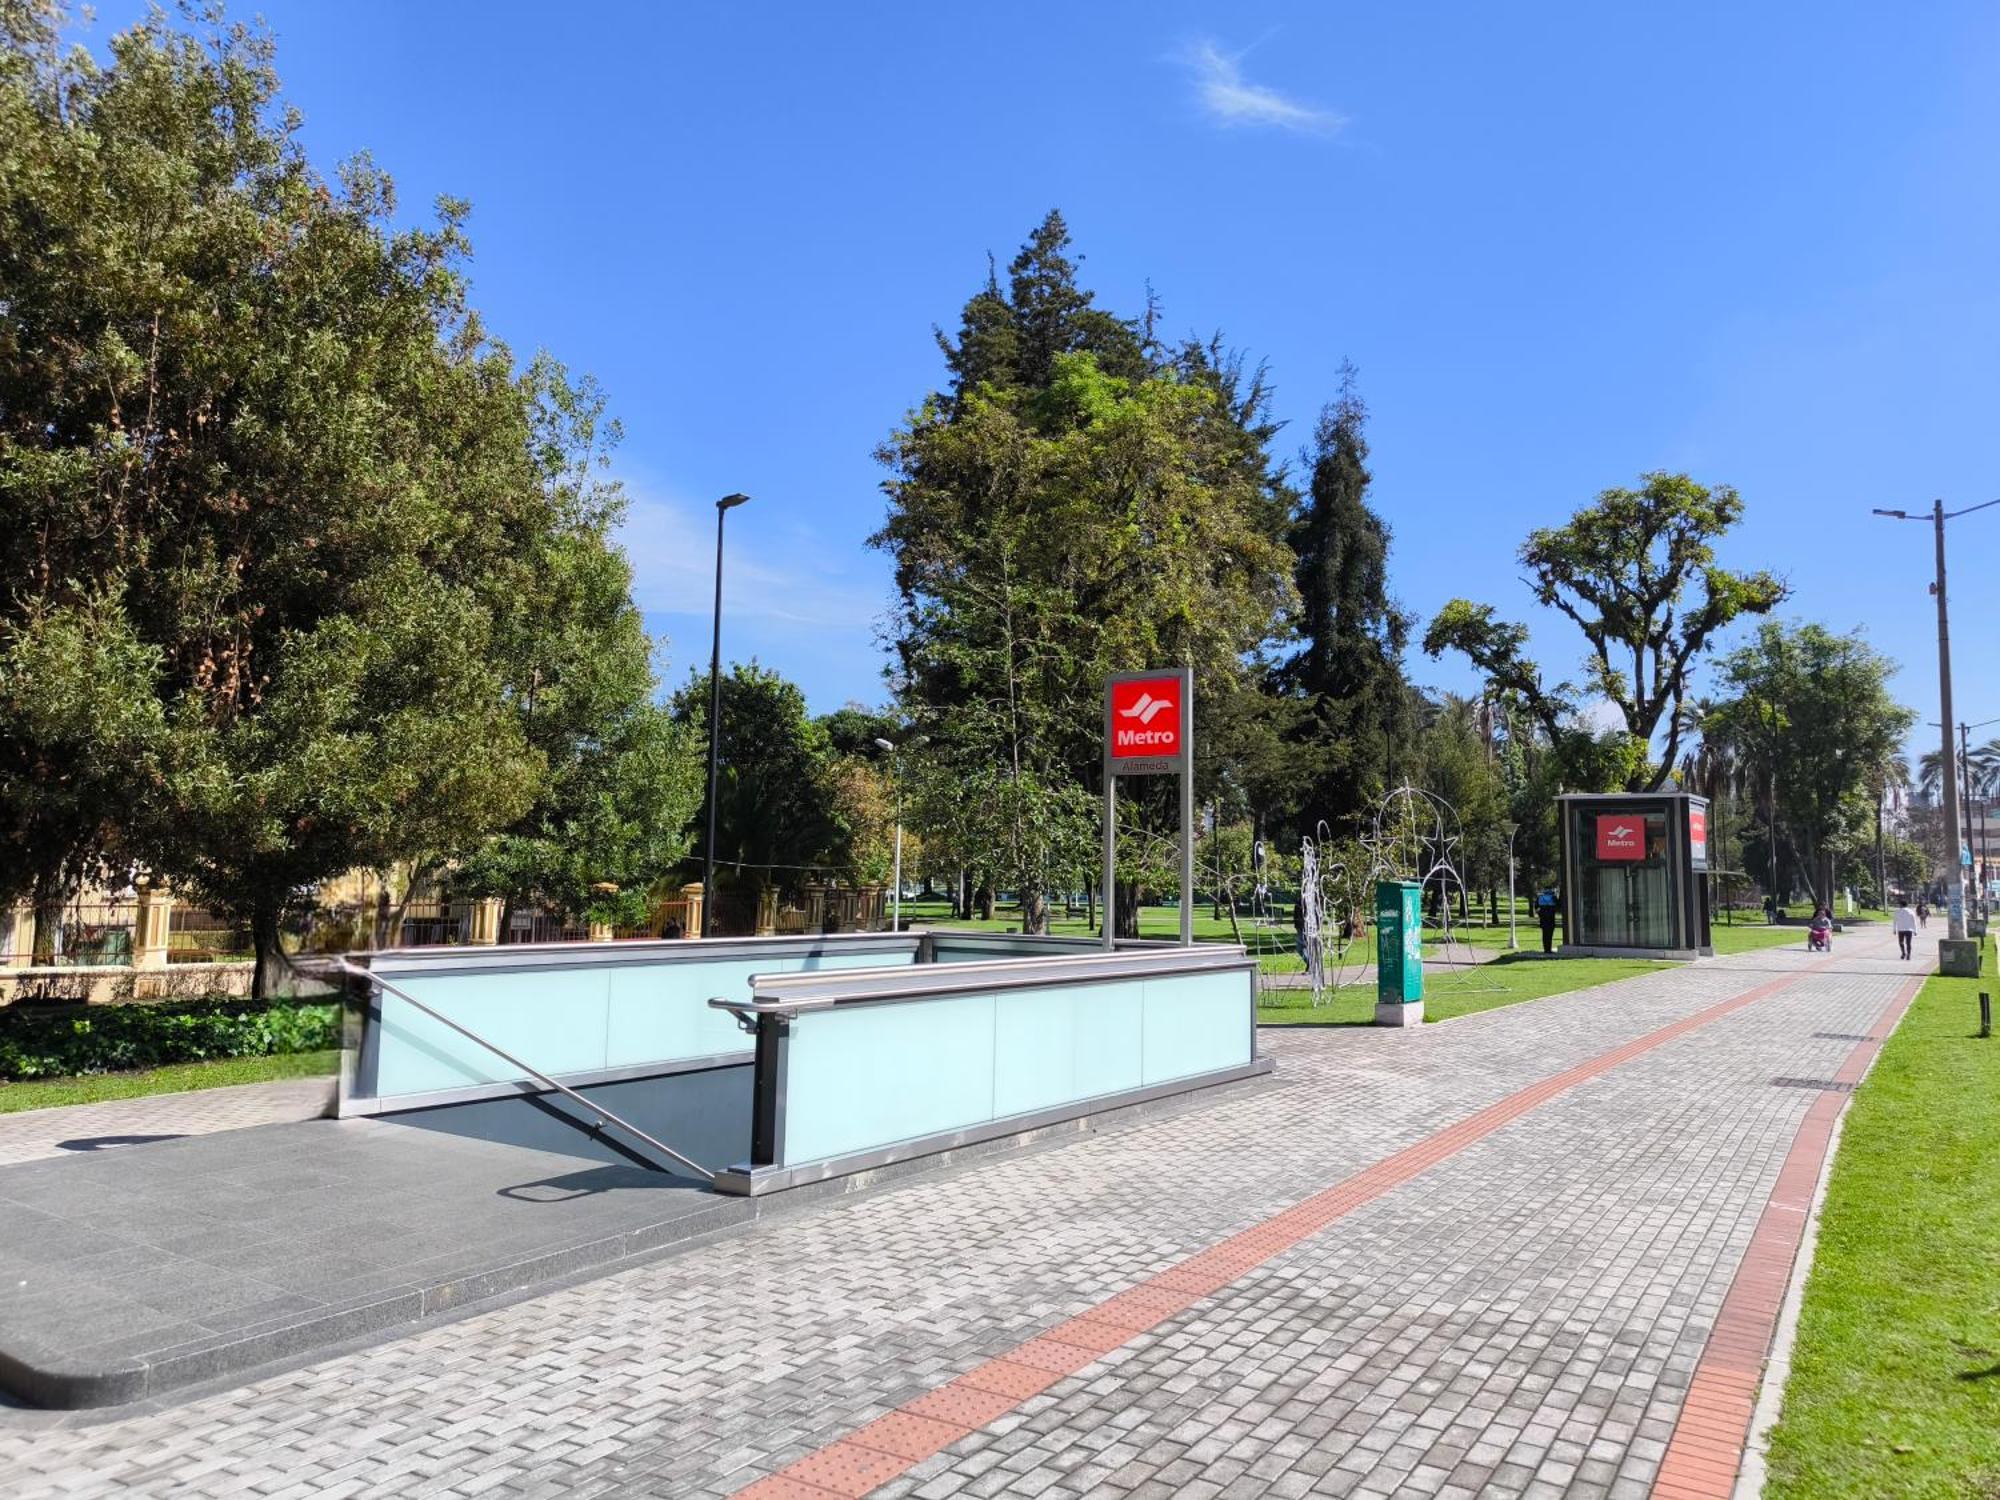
left=0, top=1074, right=335, bottom=1167
left=0, top=931, right=1925, bottom=1499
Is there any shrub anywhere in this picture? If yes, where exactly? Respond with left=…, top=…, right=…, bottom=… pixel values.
left=0, top=997, right=340, bottom=1081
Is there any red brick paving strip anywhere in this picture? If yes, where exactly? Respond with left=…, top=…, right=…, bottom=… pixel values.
left=1651, top=972, right=1922, bottom=1499
left=735, top=953, right=1855, bottom=1499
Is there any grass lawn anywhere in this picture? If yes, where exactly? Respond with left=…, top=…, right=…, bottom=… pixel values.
left=1762, top=941, right=2000, bottom=1499
left=0, top=1049, right=339, bottom=1115
left=1254, top=953, right=1669, bottom=1026
left=903, top=897, right=1554, bottom=974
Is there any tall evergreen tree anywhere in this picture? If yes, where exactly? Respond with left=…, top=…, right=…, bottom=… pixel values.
left=935, top=211, right=1147, bottom=398
left=882, top=214, right=1295, bottom=933
left=1278, top=362, right=1412, bottom=834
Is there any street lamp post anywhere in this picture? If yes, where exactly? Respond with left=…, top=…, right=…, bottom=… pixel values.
left=874, top=737, right=904, bottom=932
left=702, top=494, right=752, bottom=925
left=1873, top=496, right=2000, bottom=940
left=1502, top=821, right=1520, bottom=950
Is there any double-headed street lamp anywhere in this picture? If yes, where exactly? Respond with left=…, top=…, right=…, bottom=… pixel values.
left=1872, top=496, right=2000, bottom=940
left=702, top=494, right=752, bottom=917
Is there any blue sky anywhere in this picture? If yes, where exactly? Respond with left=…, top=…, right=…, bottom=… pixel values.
left=86, top=3, right=2000, bottom=759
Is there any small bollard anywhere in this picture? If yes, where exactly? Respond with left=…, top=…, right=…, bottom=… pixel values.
left=1980, top=991, right=1992, bottom=1040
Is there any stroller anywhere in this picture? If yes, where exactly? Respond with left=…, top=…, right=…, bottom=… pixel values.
left=1807, top=910, right=1833, bottom=952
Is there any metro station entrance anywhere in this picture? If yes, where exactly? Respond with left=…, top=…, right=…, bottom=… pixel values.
left=1556, top=792, right=1713, bottom=959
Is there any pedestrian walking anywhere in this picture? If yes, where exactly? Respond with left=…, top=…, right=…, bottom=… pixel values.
left=1535, top=888, right=1558, bottom=954
left=1892, top=899, right=1917, bottom=960
left=1917, top=898, right=1930, bottom=930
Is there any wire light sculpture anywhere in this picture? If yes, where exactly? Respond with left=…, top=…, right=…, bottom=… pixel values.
left=1282, top=784, right=1500, bottom=1005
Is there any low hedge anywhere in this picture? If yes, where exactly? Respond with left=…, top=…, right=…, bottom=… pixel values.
left=0, top=997, right=340, bottom=1081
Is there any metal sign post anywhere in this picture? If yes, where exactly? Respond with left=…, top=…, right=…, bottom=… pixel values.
left=1102, top=669, right=1195, bottom=949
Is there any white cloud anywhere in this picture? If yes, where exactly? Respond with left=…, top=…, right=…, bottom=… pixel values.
left=1577, top=698, right=1628, bottom=735
left=614, top=483, right=885, bottom=634
left=1185, top=38, right=1345, bottom=135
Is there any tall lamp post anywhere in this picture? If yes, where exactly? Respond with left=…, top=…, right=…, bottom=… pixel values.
left=1873, top=496, right=2000, bottom=940
left=702, top=494, right=752, bottom=922
left=873, top=738, right=904, bottom=932
left=1501, top=821, right=1520, bottom=950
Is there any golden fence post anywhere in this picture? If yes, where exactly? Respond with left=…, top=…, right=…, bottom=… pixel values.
left=3, top=901, right=33, bottom=968
left=467, top=897, right=503, bottom=945
left=133, top=882, right=172, bottom=971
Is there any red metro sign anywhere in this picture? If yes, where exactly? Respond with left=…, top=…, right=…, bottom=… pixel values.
left=1107, top=672, right=1187, bottom=774
left=1595, top=814, right=1644, bottom=862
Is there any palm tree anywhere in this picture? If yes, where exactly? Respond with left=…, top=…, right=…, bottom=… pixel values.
left=1972, top=738, right=2000, bottom=798
left=1917, top=747, right=1951, bottom=802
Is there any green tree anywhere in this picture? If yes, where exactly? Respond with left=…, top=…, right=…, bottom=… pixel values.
left=449, top=449, right=704, bottom=935
left=1709, top=622, right=1914, bottom=906
left=1424, top=473, right=1786, bottom=791
left=1277, top=362, right=1412, bottom=835
left=671, top=664, right=846, bottom=930
left=879, top=216, right=1295, bottom=933
left=0, top=2, right=649, bottom=990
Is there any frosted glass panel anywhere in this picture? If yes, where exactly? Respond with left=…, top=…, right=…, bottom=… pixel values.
left=992, top=982, right=1144, bottom=1117
left=778, top=966, right=1252, bottom=1170
left=1141, top=971, right=1252, bottom=1083
left=369, top=943, right=920, bottom=1102
left=376, top=969, right=610, bottom=1096
left=783, top=992, right=997, bottom=1163
left=603, top=949, right=906, bottom=1072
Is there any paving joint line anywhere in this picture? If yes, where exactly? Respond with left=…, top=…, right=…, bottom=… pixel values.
left=733, top=946, right=1860, bottom=1498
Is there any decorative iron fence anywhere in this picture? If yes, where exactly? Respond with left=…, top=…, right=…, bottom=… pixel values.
left=397, top=900, right=467, bottom=948
left=1, top=901, right=137, bottom=966
left=501, top=908, right=591, bottom=945
left=168, top=905, right=253, bottom=963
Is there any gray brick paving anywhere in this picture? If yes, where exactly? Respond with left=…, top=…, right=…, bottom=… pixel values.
left=0, top=1075, right=336, bottom=1166
left=0, top=930, right=1918, bottom=1498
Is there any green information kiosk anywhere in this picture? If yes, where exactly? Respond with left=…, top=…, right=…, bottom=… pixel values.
left=1375, top=878, right=1423, bottom=1026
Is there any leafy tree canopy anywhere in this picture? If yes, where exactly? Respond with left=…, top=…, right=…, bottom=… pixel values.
left=1424, top=472, right=1786, bottom=792
left=0, top=0, right=685, bottom=985
left=879, top=212, right=1296, bottom=932
left=1707, top=621, right=1913, bottom=905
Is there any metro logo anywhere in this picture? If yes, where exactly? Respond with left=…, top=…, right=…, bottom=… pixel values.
left=1595, top=815, right=1644, bottom=861
left=1109, top=676, right=1183, bottom=760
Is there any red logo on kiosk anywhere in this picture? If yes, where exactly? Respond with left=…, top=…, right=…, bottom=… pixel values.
left=1596, top=815, right=1644, bottom=861
left=1688, top=807, right=1708, bottom=861
left=1110, top=677, right=1182, bottom=759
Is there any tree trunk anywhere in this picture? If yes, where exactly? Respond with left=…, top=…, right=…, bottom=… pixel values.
left=250, top=902, right=289, bottom=1000
left=1021, top=887, right=1048, bottom=935
left=977, top=883, right=995, bottom=922
left=30, top=874, right=61, bottom=964
left=1085, top=878, right=1096, bottom=933
left=1114, top=879, right=1140, bottom=940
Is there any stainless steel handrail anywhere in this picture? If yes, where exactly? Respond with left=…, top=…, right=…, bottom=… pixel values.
left=707, top=944, right=1255, bottom=1019
left=332, top=958, right=715, bottom=1182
